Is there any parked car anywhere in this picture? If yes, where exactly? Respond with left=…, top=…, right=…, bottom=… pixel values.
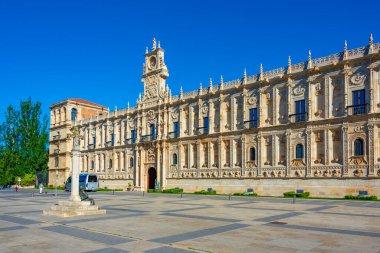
left=65, top=174, right=99, bottom=192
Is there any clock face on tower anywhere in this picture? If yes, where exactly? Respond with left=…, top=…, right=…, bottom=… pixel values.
left=149, top=56, right=156, bottom=69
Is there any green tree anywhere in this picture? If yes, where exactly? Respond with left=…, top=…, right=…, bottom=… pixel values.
left=0, top=99, right=48, bottom=185
left=18, top=99, right=49, bottom=175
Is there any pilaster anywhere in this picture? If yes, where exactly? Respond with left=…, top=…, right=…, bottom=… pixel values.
left=342, top=125, right=349, bottom=176
left=368, top=124, right=375, bottom=175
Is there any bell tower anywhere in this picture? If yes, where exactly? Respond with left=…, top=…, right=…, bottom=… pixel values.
left=141, top=38, right=169, bottom=102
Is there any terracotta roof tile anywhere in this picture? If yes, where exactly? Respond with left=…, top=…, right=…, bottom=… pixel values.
left=68, top=98, right=107, bottom=108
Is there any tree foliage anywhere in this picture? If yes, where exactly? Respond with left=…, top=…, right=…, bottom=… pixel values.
left=0, top=98, right=48, bottom=185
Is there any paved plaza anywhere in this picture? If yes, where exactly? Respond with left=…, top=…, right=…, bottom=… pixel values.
left=0, top=190, right=380, bottom=253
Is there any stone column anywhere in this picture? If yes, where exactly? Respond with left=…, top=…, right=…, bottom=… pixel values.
left=342, top=126, right=349, bottom=176
left=258, top=90, right=264, bottom=127
left=230, top=139, right=234, bottom=168
left=257, top=133, right=262, bottom=177
left=156, top=143, right=161, bottom=186
left=369, top=68, right=375, bottom=113
left=209, top=101, right=214, bottom=134
left=285, top=131, right=291, bottom=176
left=178, top=141, right=182, bottom=175
left=272, top=88, right=277, bottom=125
left=343, top=65, right=351, bottom=111
left=325, top=76, right=330, bottom=119
left=287, top=79, right=292, bottom=122
left=196, top=141, right=201, bottom=173
left=324, top=129, right=330, bottom=166
left=121, top=121, right=125, bottom=145
left=218, top=138, right=222, bottom=176
left=307, top=81, right=312, bottom=121
left=241, top=136, right=245, bottom=177
left=187, top=143, right=191, bottom=169
left=306, top=129, right=312, bottom=177
left=272, top=135, right=276, bottom=168
left=134, top=149, right=139, bottom=187
left=219, top=98, right=223, bottom=132
left=162, top=143, right=167, bottom=188
left=368, top=124, right=375, bottom=175
left=189, top=106, right=193, bottom=136
left=70, top=137, right=81, bottom=202
left=231, top=97, right=235, bottom=130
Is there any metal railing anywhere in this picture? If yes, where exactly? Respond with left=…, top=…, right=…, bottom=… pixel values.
left=244, top=120, right=258, bottom=129
left=197, top=127, right=209, bottom=135
left=347, top=104, right=368, bottom=115
left=289, top=112, right=307, bottom=123
left=168, top=131, right=179, bottom=139
left=125, top=138, right=136, bottom=144
left=141, top=134, right=155, bottom=142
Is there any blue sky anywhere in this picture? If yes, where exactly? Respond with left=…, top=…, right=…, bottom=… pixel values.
left=0, top=0, right=379, bottom=120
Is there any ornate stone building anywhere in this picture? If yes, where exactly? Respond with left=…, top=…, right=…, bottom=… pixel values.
left=49, top=36, right=380, bottom=197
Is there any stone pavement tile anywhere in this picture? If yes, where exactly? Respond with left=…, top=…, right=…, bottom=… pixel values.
left=266, top=238, right=322, bottom=251
left=284, top=212, right=380, bottom=232
left=84, top=247, right=129, bottom=253
left=160, top=212, right=242, bottom=223
left=255, top=212, right=304, bottom=222
left=145, top=246, right=197, bottom=253
left=74, top=213, right=227, bottom=241
left=115, top=241, right=163, bottom=252
left=150, top=223, right=250, bottom=244
left=0, top=215, right=40, bottom=225
left=266, top=223, right=380, bottom=238
left=0, top=225, right=26, bottom=232
left=42, top=225, right=134, bottom=245
left=306, top=206, right=336, bottom=212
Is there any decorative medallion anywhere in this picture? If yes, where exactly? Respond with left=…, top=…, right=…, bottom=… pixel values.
left=248, top=96, right=257, bottom=105
left=293, top=86, right=305, bottom=96
left=350, top=73, right=366, bottom=86
left=201, top=103, right=209, bottom=115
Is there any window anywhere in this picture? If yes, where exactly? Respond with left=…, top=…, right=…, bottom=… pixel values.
left=173, top=153, right=178, bottom=165
left=249, top=147, right=256, bottom=161
left=71, top=108, right=78, bottom=121
left=111, top=133, right=115, bottom=146
left=353, top=90, right=365, bottom=105
left=173, top=121, right=179, bottom=138
left=93, top=137, right=96, bottom=147
left=55, top=156, right=59, bottom=167
left=150, top=124, right=156, bottom=139
left=249, top=108, right=258, bottom=128
left=352, top=90, right=366, bottom=115
left=296, top=144, right=304, bottom=159
left=109, top=159, right=113, bottom=169
left=131, top=129, right=136, bottom=142
left=130, top=157, right=134, bottom=167
left=203, top=117, right=209, bottom=134
left=294, top=100, right=306, bottom=122
left=91, top=161, right=95, bottom=170
left=354, top=139, right=364, bottom=156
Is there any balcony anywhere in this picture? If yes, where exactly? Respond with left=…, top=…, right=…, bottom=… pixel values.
left=244, top=120, right=258, bottom=129
left=197, top=127, right=209, bottom=135
left=88, top=144, right=95, bottom=150
left=105, top=141, right=113, bottom=148
left=125, top=138, right=136, bottom=144
left=141, top=134, right=155, bottom=142
left=289, top=112, right=307, bottom=123
left=168, top=131, right=179, bottom=139
left=347, top=104, right=368, bottom=115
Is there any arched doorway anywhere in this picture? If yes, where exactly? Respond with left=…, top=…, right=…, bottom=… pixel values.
left=147, top=167, right=157, bottom=190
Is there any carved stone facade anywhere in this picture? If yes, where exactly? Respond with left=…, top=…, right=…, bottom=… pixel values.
left=49, top=37, right=380, bottom=197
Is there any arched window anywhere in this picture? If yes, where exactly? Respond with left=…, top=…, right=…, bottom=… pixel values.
left=250, top=147, right=256, bottom=161
left=109, top=159, right=113, bottom=169
left=173, top=153, right=178, bottom=165
left=354, top=139, right=364, bottom=156
left=71, top=108, right=77, bottom=121
left=296, top=144, right=304, bottom=159
left=130, top=157, right=134, bottom=167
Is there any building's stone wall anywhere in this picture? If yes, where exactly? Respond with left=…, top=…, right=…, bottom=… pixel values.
left=49, top=37, right=380, bottom=197
left=166, top=178, right=380, bottom=198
